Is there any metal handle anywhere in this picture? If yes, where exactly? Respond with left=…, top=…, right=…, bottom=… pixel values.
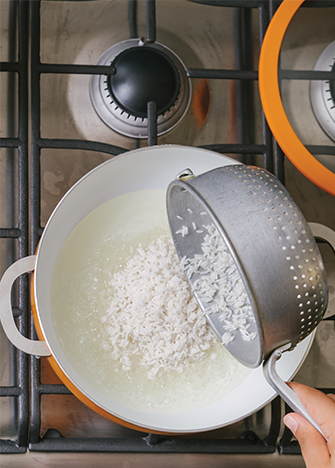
left=263, top=343, right=327, bottom=441
left=308, top=222, right=335, bottom=253
left=0, top=256, right=51, bottom=357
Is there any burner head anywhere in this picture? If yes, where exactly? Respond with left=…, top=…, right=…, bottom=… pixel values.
left=330, top=62, right=335, bottom=104
left=90, top=39, right=191, bottom=139
left=310, top=40, right=335, bottom=143
left=109, top=47, right=180, bottom=118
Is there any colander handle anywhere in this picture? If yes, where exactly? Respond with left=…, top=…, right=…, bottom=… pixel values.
left=0, top=256, right=51, bottom=357
left=263, top=343, right=327, bottom=442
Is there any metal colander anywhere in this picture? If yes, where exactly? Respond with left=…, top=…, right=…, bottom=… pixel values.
left=167, top=163, right=333, bottom=439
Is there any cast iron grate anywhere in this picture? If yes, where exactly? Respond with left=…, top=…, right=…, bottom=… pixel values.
left=0, top=0, right=29, bottom=454
left=0, top=0, right=334, bottom=456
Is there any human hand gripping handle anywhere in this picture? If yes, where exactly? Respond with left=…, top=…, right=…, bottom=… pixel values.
left=283, top=382, right=335, bottom=468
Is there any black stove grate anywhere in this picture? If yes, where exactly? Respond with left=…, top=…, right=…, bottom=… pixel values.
left=0, top=0, right=29, bottom=453
left=0, top=0, right=334, bottom=456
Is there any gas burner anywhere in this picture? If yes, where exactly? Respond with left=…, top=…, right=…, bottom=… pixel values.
left=310, top=40, right=335, bottom=142
left=90, top=39, right=191, bottom=138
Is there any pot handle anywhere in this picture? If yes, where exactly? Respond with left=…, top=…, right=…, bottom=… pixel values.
left=0, top=255, right=51, bottom=357
left=309, top=222, right=335, bottom=318
left=263, top=343, right=327, bottom=441
left=308, top=222, right=335, bottom=252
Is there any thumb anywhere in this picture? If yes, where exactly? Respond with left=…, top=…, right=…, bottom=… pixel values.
left=284, top=413, right=330, bottom=468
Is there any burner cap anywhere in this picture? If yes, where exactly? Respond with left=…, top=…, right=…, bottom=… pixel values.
left=109, top=47, right=180, bottom=118
left=90, top=39, right=191, bottom=139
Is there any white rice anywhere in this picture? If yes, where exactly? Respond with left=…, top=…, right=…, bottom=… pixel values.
left=103, top=236, right=216, bottom=379
left=181, top=224, right=256, bottom=344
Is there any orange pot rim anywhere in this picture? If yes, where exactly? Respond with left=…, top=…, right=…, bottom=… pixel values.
left=258, top=0, right=335, bottom=196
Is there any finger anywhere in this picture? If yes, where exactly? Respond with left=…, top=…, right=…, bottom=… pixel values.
left=328, top=393, right=335, bottom=403
left=287, top=382, right=335, bottom=443
left=284, top=413, right=330, bottom=468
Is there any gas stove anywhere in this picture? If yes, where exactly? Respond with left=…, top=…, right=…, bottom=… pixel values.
left=0, top=1, right=334, bottom=467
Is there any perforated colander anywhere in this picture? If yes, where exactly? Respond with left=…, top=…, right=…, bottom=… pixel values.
left=167, top=164, right=335, bottom=439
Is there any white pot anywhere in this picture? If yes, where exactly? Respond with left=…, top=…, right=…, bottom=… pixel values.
left=0, top=145, right=316, bottom=433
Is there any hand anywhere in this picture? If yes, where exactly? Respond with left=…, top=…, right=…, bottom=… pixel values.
left=283, top=382, right=335, bottom=468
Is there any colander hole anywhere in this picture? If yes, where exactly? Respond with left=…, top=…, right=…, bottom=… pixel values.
left=299, top=302, right=303, bottom=307
left=315, top=266, right=319, bottom=271
left=286, top=236, right=290, bottom=240
left=301, top=318, right=305, bottom=322
left=291, top=245, right=296, bottom=250
left=295, top=255, right=300, bottom=259
left=307, top=300, right=311, bottom=305
left=309, top=276, right=313, bottom=281
left=300, top=311, right=304, bottom=315
left=290, top=266, right=294, bottom=270
left=294, top=276, right=298, bottom=280
left=295, top=285, right=299, bottom=289
left=282, top=246, right=287, bottom=251
left=286, top=256, right=291, bottom=260
left=303, top=283, right=307, bottom=288
left=298, top=264, right=303, bottom=269
left=297, top=294, right=302, bottom=298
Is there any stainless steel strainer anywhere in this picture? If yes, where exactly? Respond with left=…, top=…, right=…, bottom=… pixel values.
left=166, top=164, right=335, bottom=439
